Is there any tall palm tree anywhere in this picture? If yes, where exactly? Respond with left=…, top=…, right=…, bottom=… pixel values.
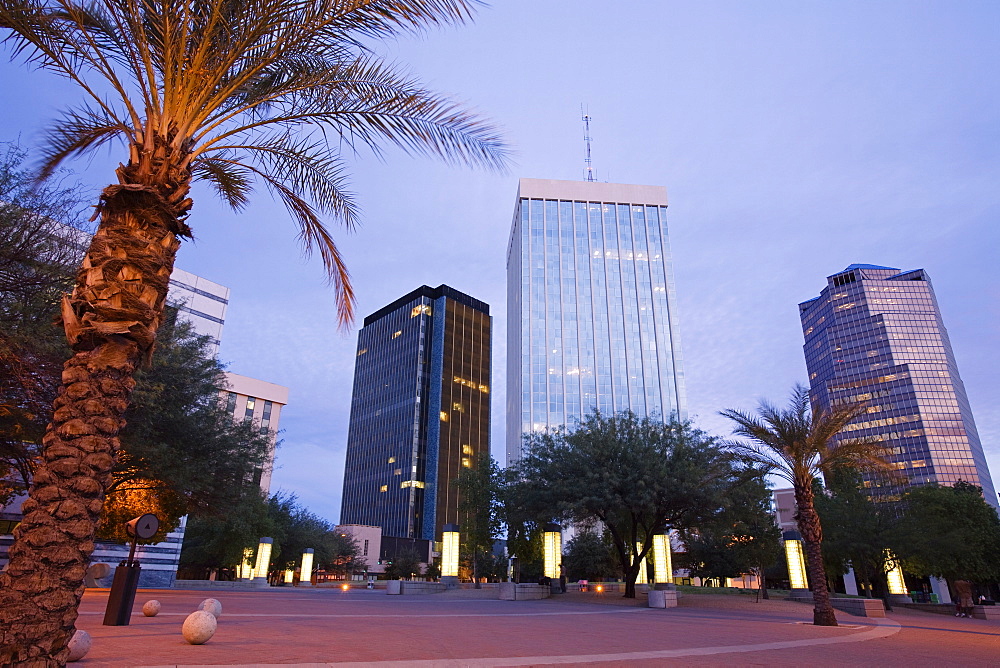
left=720, top=385, right=892, bottom=626
left=0, top=0, right=508, bottom=662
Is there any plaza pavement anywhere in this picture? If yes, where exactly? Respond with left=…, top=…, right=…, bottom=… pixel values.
left=68, top=586, right=999, bottom=667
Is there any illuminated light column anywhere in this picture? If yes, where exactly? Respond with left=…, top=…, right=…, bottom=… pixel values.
left=634, top=543, right=648, bottom=586
left=283, top=569, right=294, bottom=584
left=782, top=531, right=809, bottom=598
left=885, top=551, right=910, bottom=603
left=298, top=548, right=314, bottom=587
left=251, top=537, right=273, bottom=586
left=441, top=524, right=460, bottom=588
left=239, top=547, right=254, bottom=580
left=543, top=523, right=562, bottom=581
left=652, top=534, right=673, bottom=586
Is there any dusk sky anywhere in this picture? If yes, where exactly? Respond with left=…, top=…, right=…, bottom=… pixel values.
left=2, top=1, right=998, bottom=523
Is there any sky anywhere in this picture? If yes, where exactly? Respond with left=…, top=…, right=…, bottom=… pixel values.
left=1, top=1, right=998, bottom=524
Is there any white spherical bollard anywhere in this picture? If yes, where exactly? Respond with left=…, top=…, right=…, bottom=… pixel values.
left=67, top=629, right=91, bottom=662
left=182, top=610, right=217, bottom=645
left=142, top=599, right=162, bottom=617
left=198, top=598, right=223, bottom=618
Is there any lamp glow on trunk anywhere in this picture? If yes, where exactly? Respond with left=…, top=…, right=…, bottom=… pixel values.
left=239, top=547, right=254, bottom=580
left=301, top=548, right=315, bottom=583
left=652, top=533, right=672, bottom=584
left=442, top=524, right=460, bottom=578
left=783, top=532, right=808, bottom=590
left=634, top=543, right=648, bottom=585
left=253, top=538, right=273, bottom=582
left=885, top=551, right=907, bottom=595
left=543, top=523, right=562, bottom=579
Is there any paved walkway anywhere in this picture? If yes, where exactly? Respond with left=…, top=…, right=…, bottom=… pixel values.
left=68, top=587, right=999, bottom=666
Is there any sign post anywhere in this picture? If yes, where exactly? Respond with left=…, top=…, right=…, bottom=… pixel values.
left=103, top=513, right=159, bottom=626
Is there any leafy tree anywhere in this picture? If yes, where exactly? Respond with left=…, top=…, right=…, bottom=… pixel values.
left=680, top=475, right=782, bottom=596
left=0, top=0, right=507, bottom=660
left=452, top=453, right=501, bottom=587
left=720, top=385, right=893, bottom=626
left=179, top=489, right=275, bottom=577
left=384, top=546, right=423, bottom=580
left=813, top=470, right=898, bottom=600
left=512, top=411, right=737, bottom=598
left=0, top=143, right=90, bottom=505
left=264, top=493, right=359, bottom=577
left=890, top=481, right=1000, bottom=583
left=563, top=529, right=617, bottom=582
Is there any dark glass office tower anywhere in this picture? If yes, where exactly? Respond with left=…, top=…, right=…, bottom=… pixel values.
left=339, top=285, right=492, bottom=542
left=800, top=264, right=996, bottom=507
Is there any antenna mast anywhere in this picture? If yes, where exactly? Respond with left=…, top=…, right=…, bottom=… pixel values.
left=581, top=105, right=595, bottom=182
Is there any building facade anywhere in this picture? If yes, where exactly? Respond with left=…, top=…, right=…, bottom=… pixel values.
left=221, top=372, right=289, bottom=493
left=506, top=178, right=687, bottom=464
left=339, top=285, right=491, bottom=546
left=800, top=264, right=996, bottom=507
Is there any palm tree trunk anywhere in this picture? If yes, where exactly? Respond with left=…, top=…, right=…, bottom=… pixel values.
left=0, top=155, right=188, bottom=664
left=794, top=485, right=838, bottom=626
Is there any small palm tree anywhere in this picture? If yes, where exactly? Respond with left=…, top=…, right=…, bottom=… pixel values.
left=0, top=0, right=507, bottom=662
left=720, top=385, right=892, bottom=626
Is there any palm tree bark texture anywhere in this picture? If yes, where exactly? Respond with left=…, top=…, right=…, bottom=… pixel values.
left=0, top=147, right=190, bottom=665
left=793, top=481, right=838, bottom=626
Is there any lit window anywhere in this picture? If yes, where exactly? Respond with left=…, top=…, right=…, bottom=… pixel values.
left=462, top=458, right=472, bottom=468
left=440, top=411, right=448, bottom=422
left=394, top=468, right=402, bottom=475
left=462, top=444, right=473, bottom=455
left=388, top=456, right=396, bottom=464
left=379, top=485, right=388, bottom=492
left=392, top=330, right=402, bottom=339
left=357, top=348, right=367, bottom=356
left=401, top=480, right=426, bottom=489
left=410, top=304, right=432, bottom=317
left=453, top=402, right=464, bottom=412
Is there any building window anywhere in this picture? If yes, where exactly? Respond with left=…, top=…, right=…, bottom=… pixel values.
left=245, top=397, right=256, bottom=420
left=392, top=330, right=402, bottom=339
left=411, top=304, right=432, bottom=317
left=225, top=392, right=237, bottom=414
left=462, top=444, right=473, bottom=455
left=440, top=411, right=448, bottom=422
left=388, top=456, right=396, bottom=464
left=379, top=485, right=388, bottom=492
left=461, top=458, right=472, bottom=468
left=357, top=348, right=367, bottom=356
left=364, top=539, right=369, bottom=556
left=401, top=480, right=425, bottom=489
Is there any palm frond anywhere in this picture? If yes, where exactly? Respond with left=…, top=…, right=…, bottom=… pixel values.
left=191, top=156, right=253, bottom=210
left=37, top=104, right=130, bottom=178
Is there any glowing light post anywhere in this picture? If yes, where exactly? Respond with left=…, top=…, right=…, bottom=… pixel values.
left=239, top=547, right=255, bottom=580
left=283, top=569, right=294, bottom=585
left=885, top=550, right=910, bottom=604
left=543, top=523, right=562, bottom=593
left=634, top=543, right=649, bottom=587
left=782, top=531, right=810, bottom=600
left=298, top=548, right=314, bottom=587
left=441, top=524, right=460, bottom=588
left=652, top=533, right=674, bottom=589
left=251, top=537, right=273, bottom=587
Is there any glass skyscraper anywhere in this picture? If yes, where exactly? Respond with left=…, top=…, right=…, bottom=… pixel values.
left=800, top=264, right=997, bottom=507
left=506, top=178, right=687, bottom=464
left=340, top=285, right=491, bottom=543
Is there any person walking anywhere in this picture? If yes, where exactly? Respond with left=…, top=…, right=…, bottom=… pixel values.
left=954, top=580, right=975, bottom=618
left=559, top=564, right=568, bottom=594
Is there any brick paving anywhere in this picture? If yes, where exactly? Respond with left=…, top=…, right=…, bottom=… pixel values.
left=66, top=586, right=999, bottom=667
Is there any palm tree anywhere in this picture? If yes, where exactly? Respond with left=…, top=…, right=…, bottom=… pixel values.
left=0, top=0, right=508, bottom=662
left=720, top=385, right=892, bottom=626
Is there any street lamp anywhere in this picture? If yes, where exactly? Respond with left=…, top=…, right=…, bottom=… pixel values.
left=543, top=523, right=562, bottom=582
left=652, top=533, right=673, bottom=586
left=782, top=530, right=808, bottom=597
left=251, top=538, right=273, bottom=586
left=441, top=524, right=460, bottom=587
left=299, top=548, right=314, bottom=587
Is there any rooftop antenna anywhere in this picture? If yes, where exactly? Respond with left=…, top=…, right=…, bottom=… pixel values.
left=581, top=105, right=595, bottom=182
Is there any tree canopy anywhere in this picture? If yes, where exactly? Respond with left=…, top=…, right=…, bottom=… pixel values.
left=511, top=410, right=742, bottom=598
left=890, top=481, right=1000, bottom=583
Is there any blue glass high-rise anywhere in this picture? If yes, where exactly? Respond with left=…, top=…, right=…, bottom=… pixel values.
left=800, top=264, right=997, bottom=507
left=506, top=178, right=687, bottom=464
left=339, top=285, right=492, bottom=543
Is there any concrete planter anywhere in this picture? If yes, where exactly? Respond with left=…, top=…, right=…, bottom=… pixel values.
left=648, top=589, right=678, bottom=608
left=499, top=582, right=550, bottom=600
